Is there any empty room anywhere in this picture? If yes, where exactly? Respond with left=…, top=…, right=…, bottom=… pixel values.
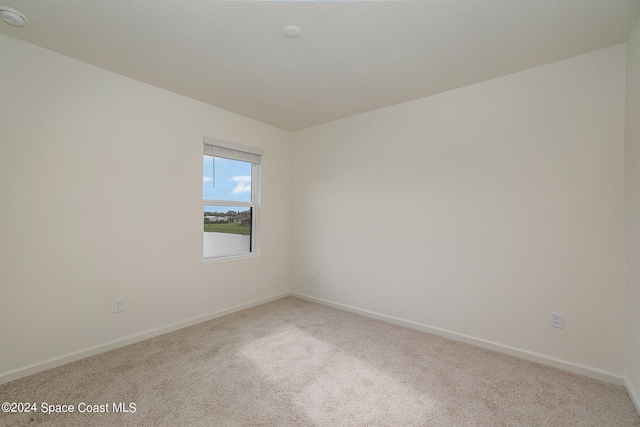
left=2, top=0, right=640, bottom=425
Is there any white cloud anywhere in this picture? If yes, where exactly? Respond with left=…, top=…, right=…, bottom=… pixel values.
left=203, top=177, right=212, bottom=182
left=230, top=176, right=251, bottom=194
left=231, top=176, right=251, bottom=183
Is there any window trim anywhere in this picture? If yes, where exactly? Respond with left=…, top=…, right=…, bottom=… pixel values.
left=202, top=138, right=261, bottom=262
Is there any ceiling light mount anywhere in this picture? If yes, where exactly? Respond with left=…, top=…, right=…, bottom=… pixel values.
left=0, top=6, right=27, bottom=27
left=284, top=26, right=301, bottom=39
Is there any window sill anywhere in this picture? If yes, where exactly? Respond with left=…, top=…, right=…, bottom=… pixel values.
left=202, top=253, right=258, bottom=264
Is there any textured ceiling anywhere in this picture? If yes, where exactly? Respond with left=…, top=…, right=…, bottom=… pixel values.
left=1, top=0, right=639, bottom=131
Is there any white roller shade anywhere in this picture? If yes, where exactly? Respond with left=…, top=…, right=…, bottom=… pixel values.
left=204, top=137, right=262, bottom=164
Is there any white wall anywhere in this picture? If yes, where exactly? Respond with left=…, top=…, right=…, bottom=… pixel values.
left=0, top=29, right=634, bottom=390
left=291, top=45, right=627, bottom=376
left=626, top=16, right=640, bottom=409
left=0, top=34, right=291, bottom=380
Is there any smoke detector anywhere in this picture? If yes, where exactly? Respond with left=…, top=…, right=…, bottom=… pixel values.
left=0, top=6, right=27, bottom=27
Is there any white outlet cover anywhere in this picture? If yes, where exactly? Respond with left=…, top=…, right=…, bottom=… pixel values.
left=550, top=312, right=563, bottom=328
left=114, top=298, right=124, bottom=313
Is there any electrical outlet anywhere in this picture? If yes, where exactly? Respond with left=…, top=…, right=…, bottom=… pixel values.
left=310, top=273, right=316, bottom=284
left=550, top=312, right=563, bottom=328
left=114, top=298, right=124, bottom=313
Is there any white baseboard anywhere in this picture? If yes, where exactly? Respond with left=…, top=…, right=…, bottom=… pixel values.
left=626, top=377, right=640, bottom=415
left=292, top=292, right=626, bottom=386
left=3, top=290, right=632, bottom=398
left=0, top=292, right=291, bottom=385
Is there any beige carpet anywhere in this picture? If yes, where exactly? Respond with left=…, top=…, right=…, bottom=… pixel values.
left=1, top=296, right=639, bottom=426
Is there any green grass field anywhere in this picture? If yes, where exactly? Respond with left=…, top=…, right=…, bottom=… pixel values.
left=204, top=223, right=251, bottom=235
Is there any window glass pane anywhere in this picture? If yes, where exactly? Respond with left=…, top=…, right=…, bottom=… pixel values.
left=203, top=156, right=251, bottom=202
left=203, top=205, right=252, bottom=258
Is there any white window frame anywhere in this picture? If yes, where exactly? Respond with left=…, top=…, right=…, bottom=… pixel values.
left=202, top=137, right=262, bottom=262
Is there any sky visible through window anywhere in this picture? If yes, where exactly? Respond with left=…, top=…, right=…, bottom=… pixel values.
left=203, top=155, right=251, bottom=203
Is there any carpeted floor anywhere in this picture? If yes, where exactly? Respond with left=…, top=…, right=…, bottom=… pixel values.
left=1, top=296, right=639, bottom=426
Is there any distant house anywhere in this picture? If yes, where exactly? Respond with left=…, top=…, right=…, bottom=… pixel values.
left=228, top=210, right=251, bottom=226
left=204, top=215, right=226, bottom=223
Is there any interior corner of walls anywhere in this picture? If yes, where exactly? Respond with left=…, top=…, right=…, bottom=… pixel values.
left=626, top=377, right=640, bottom=416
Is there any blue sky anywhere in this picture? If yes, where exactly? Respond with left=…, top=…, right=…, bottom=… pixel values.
left=203, top=156, right=251, bottom=204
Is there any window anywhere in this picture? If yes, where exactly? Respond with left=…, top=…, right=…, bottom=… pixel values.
left=203, top=138, right=262, bottom=260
